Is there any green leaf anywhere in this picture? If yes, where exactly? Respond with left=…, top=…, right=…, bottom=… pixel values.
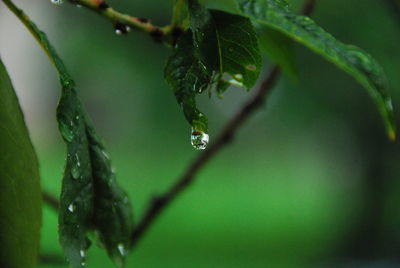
left=189, top=0, right=262, bottom=90
left=0, top=58, right=41, bottom=268
left=165, top=31, right=211, bottom=133
left=236, top=0, right=396, bottom=139
left=166, top=1, right=262, bottom=133
left=2, top=2, right=134, bottom=267
left=258, top=27, right=297, bottom=79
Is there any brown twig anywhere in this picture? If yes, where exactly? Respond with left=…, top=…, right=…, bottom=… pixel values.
left=42, top=191, right=59, bottom=210
left=130, top=0, right=318, bottom=249
left=65, top=0, right=177, bottom=44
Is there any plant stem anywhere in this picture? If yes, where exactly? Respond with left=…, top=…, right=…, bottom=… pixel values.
left=42, top=191, right=59, bottom=210
left=66, top=0, right=172, bottom=42
left=130, top=0, right=318, bottom=250
left=171, top=0, right=186, bottom=28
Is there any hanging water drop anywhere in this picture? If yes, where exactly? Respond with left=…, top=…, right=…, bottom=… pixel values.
left=114, top=22, right=129, bottom=35
left=191, top=129, right=209, bottom=150
left=79, top=249, right=85, bottom=258
left=68, top=203, right=75, bottom=213
left=50, top=0, right=63, bottom=5
left=117, top=243, right=126, bottom=257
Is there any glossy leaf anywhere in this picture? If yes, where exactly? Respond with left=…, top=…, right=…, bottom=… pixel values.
left=236, top=0, right=396, bottom=139
left=189, top=0, right=262, bottom=90
left=4, top=2, right=134, bottom=267
left=165, top=31, right=211, bottom=133
left=0, top=58, right=41, bottom=268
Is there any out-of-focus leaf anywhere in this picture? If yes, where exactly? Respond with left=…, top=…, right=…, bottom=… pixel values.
left=165, top=31, right=211, bottom=133
left=236, top=0, right=396, bottom=139
left=0, top=58, right=41, bottom=268
left=3, top=2, right=134, bottom=267
left=189, top=0, right=262, bottom=90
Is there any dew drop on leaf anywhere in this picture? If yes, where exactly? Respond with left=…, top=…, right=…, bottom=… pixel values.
left=191, top=129, right=209, bottom=150
left=101, top=150, right=110, bottom=160
left=68, top=203, right=75, bottom=213
left=117, top=243, right=126, bottom=257
left=75, top=154, right=81, bottom=167
left=59, top=121, right=74, bottom=142
left=70, top=154, right=81, bottom=179
left=115, top=29, right=123, bottom=35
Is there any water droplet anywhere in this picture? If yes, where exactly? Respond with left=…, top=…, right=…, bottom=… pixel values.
left=115, top=29, right=123, bottom=35
left=71, top=166, right=80, bottom=179
left=191, top=129, right=209, bottom=150
left=75, top=154, right=81, bottom=167
left=68, top=203, right=75, bottom=212
left=81, top=261, right=86, bottom=267
left=117, top=243, right=126, bottom=257
left=51, top=0, right=63, bottom=5
left=101, top=150, right=110, bottom=160
left=71, top=154, right=81, bottom=179
left=126, top=26, right=131, bottom=32
left=79, top=249, right=85, bottom=258
left=59, top=121, right=74, bottom=142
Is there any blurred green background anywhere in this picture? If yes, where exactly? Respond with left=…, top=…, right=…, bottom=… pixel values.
left=1, top=0, right=400, bottom=267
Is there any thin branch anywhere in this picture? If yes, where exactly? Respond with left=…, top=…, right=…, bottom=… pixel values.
left=42, top=191, right=59, bottom=210
left=66, top=0, right=174, bottom=43
left=130, top=66, right=280, bottom=248
left=130, top=0, right=318, bottom=249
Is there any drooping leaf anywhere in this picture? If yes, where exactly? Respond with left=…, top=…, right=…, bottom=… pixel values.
left=189, top=0, right=262, bottom=90
left=0, top=58, right=41, bottom=268
left=2, top=2, right=134, bottom=267
left=236, top=0, right=396, bottom=139
left=165, top=31, right=211, bottom=133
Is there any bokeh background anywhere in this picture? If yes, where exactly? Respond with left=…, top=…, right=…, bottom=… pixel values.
left=1, top=0, right=400, bottom=267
